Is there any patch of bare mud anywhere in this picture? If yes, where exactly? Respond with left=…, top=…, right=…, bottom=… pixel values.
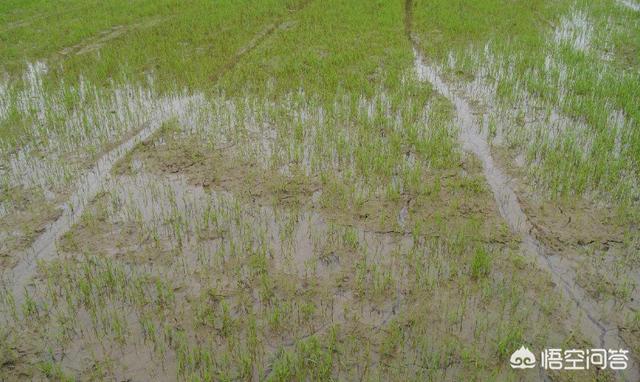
left=0, top=186, right=62, bottom=268
left=0, top=124, right=163, bottom=268
left=495, top=150, right=637, bottom=254
left=500, top=152, right=640, bottom=355
left=20, top=171, right=410, bottom=378
left=53, top=308, right=177, bottom=381
left=114, top=131, right=320, bottom=209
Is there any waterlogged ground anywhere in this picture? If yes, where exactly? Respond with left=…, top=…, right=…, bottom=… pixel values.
left=1, top=0, right=639, bottom=381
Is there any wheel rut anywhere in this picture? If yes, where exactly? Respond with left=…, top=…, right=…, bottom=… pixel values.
left=3, top=5, right=311, bottom=309
left=404, top=0, right=637, bottom=380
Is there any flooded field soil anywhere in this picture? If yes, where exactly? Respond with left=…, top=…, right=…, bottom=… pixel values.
left=405, top=0, right=640, bottom=380
left=1, top=0, right=639, bottom=380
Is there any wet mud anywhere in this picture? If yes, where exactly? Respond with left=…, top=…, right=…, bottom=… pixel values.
left=37, top=171, right=413, bottom=378
left=3, top=11, right=308, bottom=308
left=4, top=95, right=197, bottom=305
left=405, top=0, right=639, bottom=380
left=1, top=1, right=633, bottom=378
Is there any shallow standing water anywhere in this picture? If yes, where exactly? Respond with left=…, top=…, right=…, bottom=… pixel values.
left=3, top=95, right=197, bottom=305
left=25, top=169, right=414, bottom=379
left=620, top=0, right=640, bottom=12
left=2, top=4, right=310, bottom=314
left=405, top=0, right=638, bottom=380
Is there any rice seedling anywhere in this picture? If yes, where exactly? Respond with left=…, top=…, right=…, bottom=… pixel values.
left=0, top=0, right=637, bottom=380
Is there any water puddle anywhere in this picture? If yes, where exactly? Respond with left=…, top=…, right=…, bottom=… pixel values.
left=20, top=170, right=413, bottom=377
left=2, top=63, right=177, bottom=192
left=4, top=95, right=198, bottom=305
left=56, top=308, right=177, bottom=381
left=405, top=1, right=638, bottom=379
left=554, top=11, right=593, bottom=53
left=98, top=171, right=413, bottom=293
left=2, top=12, right=307, bottom=308
left=412, top=51, right=530, bottom=234
left=620, top=0, right=640, bottom=11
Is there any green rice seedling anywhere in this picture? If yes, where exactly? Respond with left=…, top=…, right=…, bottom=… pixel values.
left=470, top=246, right=491, bottom=280
left=0, top=0, right=634, bottom=380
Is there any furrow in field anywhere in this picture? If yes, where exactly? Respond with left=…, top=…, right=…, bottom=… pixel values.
left=59, top=16, right=169, bottom=56
left=210, top=0, right=313, bottom=83
left=404, top=0, right=638, bottom=380
left=3, top=12, right=306, bottom=308
left=5, top=95, right=197, bottom=305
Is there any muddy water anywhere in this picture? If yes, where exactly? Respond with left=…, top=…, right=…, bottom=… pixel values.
left=2, top=9, right=306, bottom=308
left=122, top=170, right=412, bottom=332
left=4, top=96, right=197, bottom=305
left=405, top=1, right=638, bottom=380
left=43, top=171, right=412, bottom=378
left=105, top=172, right=413, bottom=291
left=554, top=11, right=593, bottom=53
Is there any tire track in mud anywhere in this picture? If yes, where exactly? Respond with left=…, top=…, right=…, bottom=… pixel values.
left=209, top=0, right=313, bottom=83
left=4, top=106, right=191, bottom=305
left=59, top=16, right=169, bottom=57
left=3, top=9, right=309, bottom=308
left=404, top=1, right=638, bottom=380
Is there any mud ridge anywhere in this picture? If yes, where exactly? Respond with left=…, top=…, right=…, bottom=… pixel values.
left=404, top=0, right=638, bottom=380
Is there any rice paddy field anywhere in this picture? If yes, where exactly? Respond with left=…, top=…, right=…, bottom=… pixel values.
left=0, top=0, right=639, bottom=380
